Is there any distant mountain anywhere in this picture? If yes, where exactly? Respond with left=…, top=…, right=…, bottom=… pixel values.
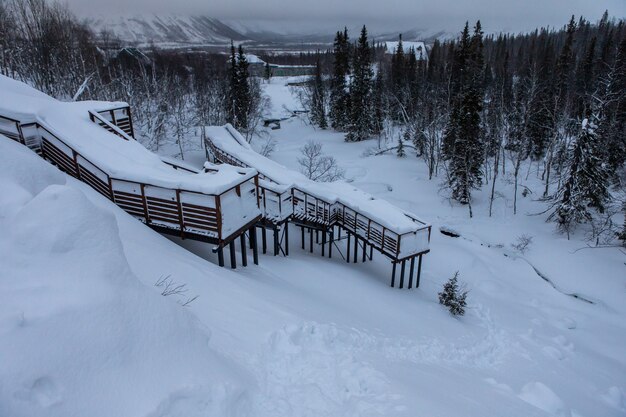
left=87, top=14, right=250, bottom=46
left=85, top=14, right=452, bottom=49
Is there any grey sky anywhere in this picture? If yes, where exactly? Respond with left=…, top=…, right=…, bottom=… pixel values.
left=67, top=0, right=626, bottom=34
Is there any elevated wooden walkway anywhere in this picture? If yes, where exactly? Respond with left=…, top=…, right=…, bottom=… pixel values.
left=204, top=125, right=432, bottom=288
left=0, top=109, right=262, bottom=269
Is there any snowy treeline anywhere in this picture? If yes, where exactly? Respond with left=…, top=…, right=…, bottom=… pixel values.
left=0, top=0, right=267, bottom=157
left=301, top=15, right=626, bottom=243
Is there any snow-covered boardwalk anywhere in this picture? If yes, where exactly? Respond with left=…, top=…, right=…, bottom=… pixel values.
left=0, top=76, right=262, bottom=266
left=205, top=125, right=432, bottom=287
left=0, top=75, right=430, bottom=286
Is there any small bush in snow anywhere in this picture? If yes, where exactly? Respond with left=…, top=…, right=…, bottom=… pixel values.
left=155, top=275, right=199, bottom=307
left=511, top=234, right=534, bottom=254
left=438, top=271, right=468, bottom=316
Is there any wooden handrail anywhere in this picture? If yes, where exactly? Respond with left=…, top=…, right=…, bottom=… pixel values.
left=88, top=110, right=133, bottom=141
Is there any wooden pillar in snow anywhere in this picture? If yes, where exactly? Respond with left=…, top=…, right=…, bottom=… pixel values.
left=229, top=241, right=236, bottom=269
left=399, top=259, right=406, bottom=289
left=408, top=256, right=415, bottom=289
left=240, top=233, right=247, bottom=267
left=250, top=227, right=259, bottom=265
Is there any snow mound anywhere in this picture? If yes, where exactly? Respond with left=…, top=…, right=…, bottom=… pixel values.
left=0, top=137, right=249, bottom=417
left=518, top=382, right=569, bottom=416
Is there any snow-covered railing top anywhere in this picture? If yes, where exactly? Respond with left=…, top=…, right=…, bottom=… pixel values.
left=204, top=124, right=430, bottom=235
left=0, top=75, right=258, bottom=196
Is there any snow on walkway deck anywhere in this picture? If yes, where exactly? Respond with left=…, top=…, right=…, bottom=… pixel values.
left=205, top=124, right=431, bottom=258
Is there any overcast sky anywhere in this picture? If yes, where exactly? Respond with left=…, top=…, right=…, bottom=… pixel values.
left=67, top=0, right=626, bottom=34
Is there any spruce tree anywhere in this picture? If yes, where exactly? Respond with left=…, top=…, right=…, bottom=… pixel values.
left=235, top=45, right=251, bottom=132
left=438, top=271, right=468, bottom=316
left=548, top=116, right=611, bottom=236
left=345, top=26, right=373, bottom=142
left=330, top=28, right=350, bottom=130
left=310, top=54, right=327, bottom=129
left=442, top=22, right=485, bottom=211
left=226, top=41, right=238, bottom=127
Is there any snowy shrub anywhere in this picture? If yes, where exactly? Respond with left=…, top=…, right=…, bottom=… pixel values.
left=511, top=234, right=534, bottom=254
left=155, top=275, right=199, bottom=307
left=438, top=272, right=468, bottom=316
left=298, top=141, right=345, bottom=182
left=396, top=138, right=406, bottom=157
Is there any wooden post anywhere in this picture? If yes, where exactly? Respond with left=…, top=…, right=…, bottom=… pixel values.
left=391, top=261, right=396, bottom=287
left=362, top=241, right=367, bottom=262
left=321, top=227, right=326, bottom=257
left=250, top=227, right=259, bottom=265
left=140, top=184, right=150, bottom=224
left=399, top=260, right=406, bottom=289
left=284, top=222, right=289, bottom=256
left=229, top=241, right=236, bottom=269
left=175, top=189, right=185, bottom=239
left=309, top=227, right=313, bottom=253
left=217, top=247, right=225, bottom=267
left=416, top=254, right=423, bottom=288
left=353, top=235, right=358, bottom=263
left=240, top=233, right=247, bottom=267
left=273, top=226, right=279, bottom=256
left=329, top=229, right=333, bottom=258
left=262, top=226, right=267, bottom=254
left=369, top=245, right=373, bottom=260
left=347, top=232, right=351, bottom=263
left=301, top=226, right=305, bottom=249
left=408, top=257, right=415, bottom=289
left=316, top=230, right=319, bottom=244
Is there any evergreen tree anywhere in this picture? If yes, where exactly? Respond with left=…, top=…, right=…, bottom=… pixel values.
left=438, top=271, right=468, bottom=316
left=330, top=28, right=351, bottom=130
left=442, top=22, right=485, bottom=211
left=235, top=45, right=251, bottom=131
left=372, top=62, right=385, bottom=136
left=397, top=137, right=406, bottom=157
left=548, top=116, right=611, bottom=236
left=345, top=26, right=374, bottom=142
left=264, top=61, right=271, bottom=82
left=226, top=41, right=238, bottom=127
left=310, top=54, right=327, bottom=129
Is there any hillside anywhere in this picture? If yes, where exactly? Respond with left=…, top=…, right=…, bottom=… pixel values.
left=87, top=14, right=250, bottom=47
left=0, top=75, right=624, bottom=416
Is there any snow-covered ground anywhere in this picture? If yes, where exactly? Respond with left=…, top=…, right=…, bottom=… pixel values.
left=1, top=77, right=625, bottom=417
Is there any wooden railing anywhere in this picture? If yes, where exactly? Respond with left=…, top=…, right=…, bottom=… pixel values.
left=2, top=115, right=261, bottom=244
left=89, top=110, right=133, bottom=141
left=94, top=105, right=134, bottom=138
left=205, top=129, right=432, bottom=259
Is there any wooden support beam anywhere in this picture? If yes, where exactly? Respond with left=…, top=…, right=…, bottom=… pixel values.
left=399, top=260, right=406, bottom=289
left=309, top=227, right=313, bottom=253
left=353, top=235, right=358, bottom=263
left=391, top=261, right=396, bottom=287
left=217, top=247, right=225, bottom=267
left=408, top=256, right=415, bottom=289
left=346, top=232, right=351, bottom=263
left=321, top=227, right=326, bottom=257
left=229, top=241, right=236, bottom=269
left=369, top=245, right=373, bottom=260
left=262, top=226, right=267, bottom=254
left=240, top=233, right=247, bottom=267
left=362, top=241, right=367, bottom=263
left=250, top=227, right=259, bottom=265
left=301, top=226, right=305, bottom=249
left=273, top=227, right=279, bottom=256
left=329, top=229, right=333, bottom=258
left=284, top=223, right=289, bottom=256
left=316, top=230, right=319, bottom=244
left=416, top=255, right=423, bottom=288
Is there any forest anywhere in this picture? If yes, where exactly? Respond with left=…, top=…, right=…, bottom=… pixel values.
left=1, top=0, right=625, bottom=244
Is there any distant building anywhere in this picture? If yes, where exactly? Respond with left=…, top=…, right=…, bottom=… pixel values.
left=245, top=54, right=315, bottom=77
left=384, top=41, right=428, bottom=61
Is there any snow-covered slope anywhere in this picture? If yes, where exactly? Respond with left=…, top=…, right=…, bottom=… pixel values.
left=88, top=14, right=249, bottom=46
left=1, top=78, right=625, bottom=417
left=0, top=138, right=251, bottom=417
